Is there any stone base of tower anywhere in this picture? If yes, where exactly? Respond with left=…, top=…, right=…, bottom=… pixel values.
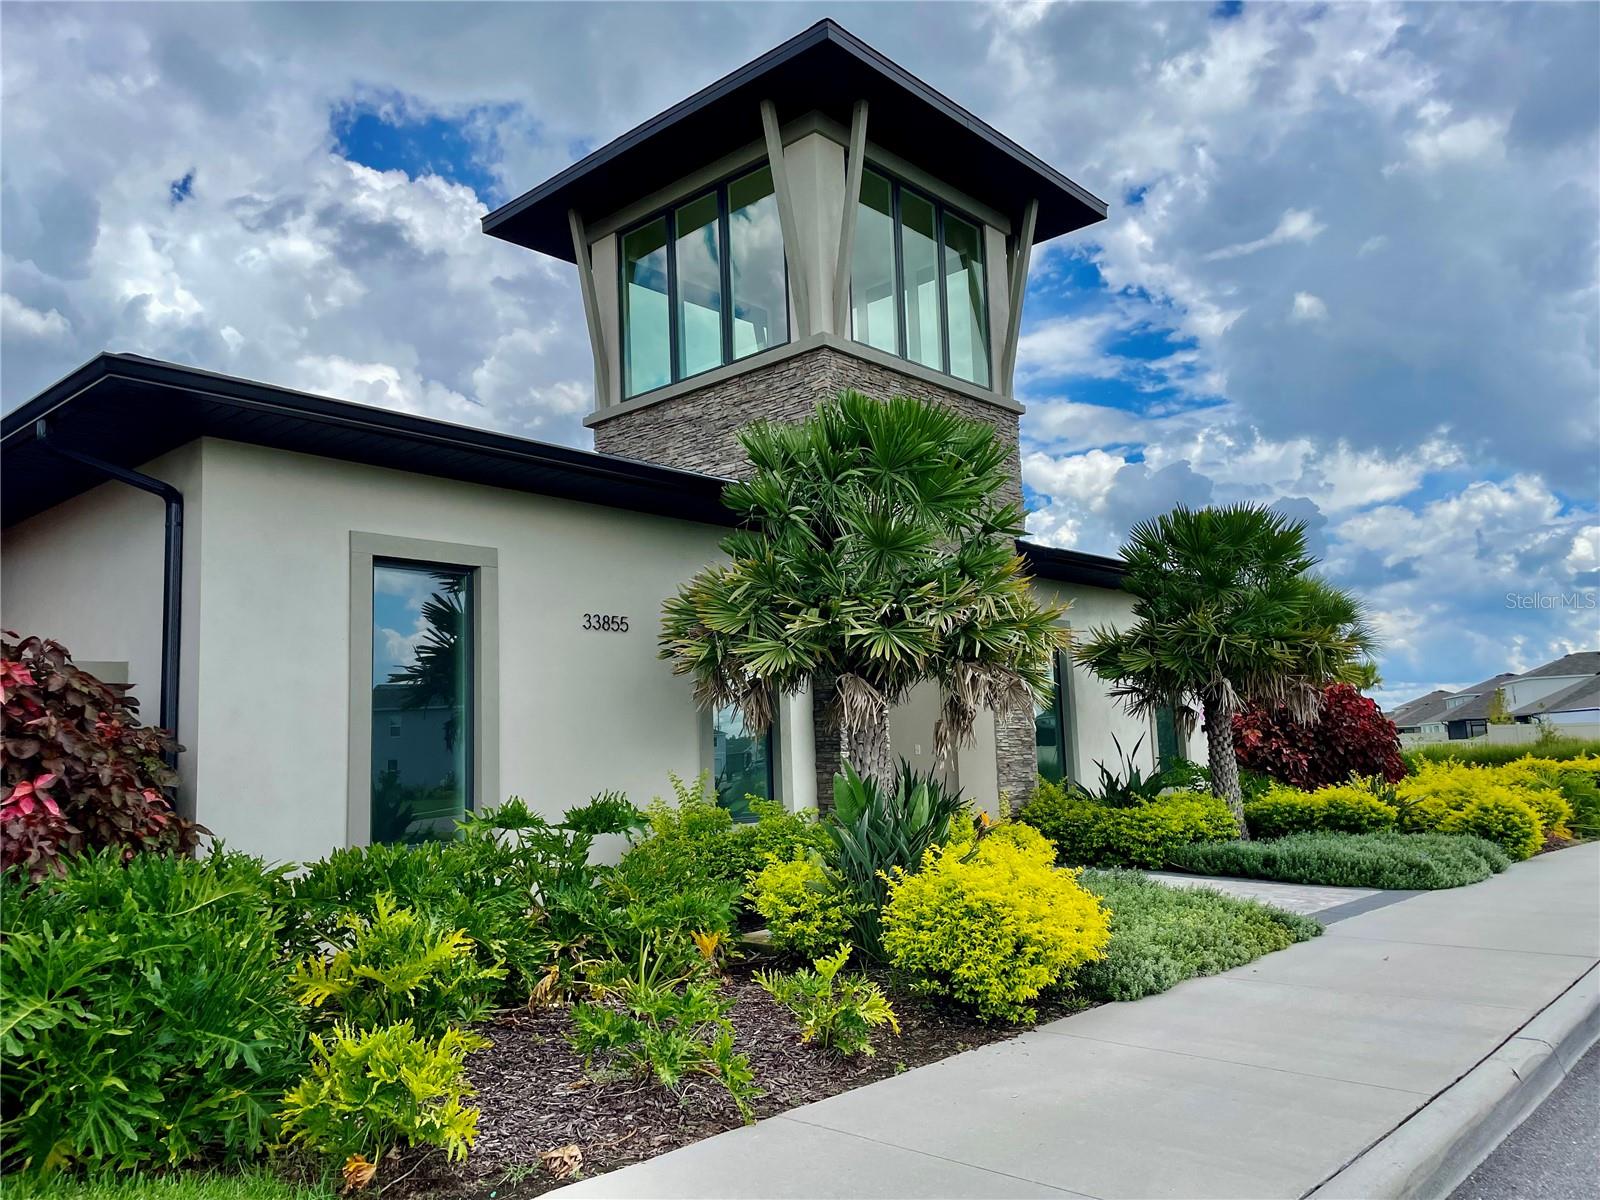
left=994, top=709, right=1040, bottom=813
left=589, top=342, right=1022, bottom=508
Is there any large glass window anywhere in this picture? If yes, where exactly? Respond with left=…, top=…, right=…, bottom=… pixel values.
left=899, top=190, right=942, bottom=371
left=371, top=562, right=474, bottom=844
left=851, top=170, right=898, bottom=355
left=1035, top=652, right=1072, bottom=785
left=674, top=191, right=723, bottom=379
left=850, top=168, right=992, bottom=387
left=619, top=166, right=789, bottom=399
left=622, top=219, right=671, bottom=397
left=943, top=212, right=990, bottom=387
left=712, top=704, right=774, bottom=823
left=728, top=167, right=788, bottom=360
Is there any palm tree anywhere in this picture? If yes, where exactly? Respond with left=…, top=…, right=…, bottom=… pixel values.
left=1073, top=504, right=1375, bottom=835
left=660, top=390, right=1067, bottom=792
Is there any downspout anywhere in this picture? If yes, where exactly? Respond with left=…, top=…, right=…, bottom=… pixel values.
left=32, top=419, right=183, bottom=763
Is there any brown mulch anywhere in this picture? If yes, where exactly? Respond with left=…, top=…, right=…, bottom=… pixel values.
left=390, top=966, right=1092, bottom=1199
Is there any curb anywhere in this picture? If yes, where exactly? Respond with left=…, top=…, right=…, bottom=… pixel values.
left=1307, top=961, right=1600, bottom=1200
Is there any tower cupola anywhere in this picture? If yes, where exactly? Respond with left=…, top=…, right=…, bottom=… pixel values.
left=483, top=19, right=1106, bottom=483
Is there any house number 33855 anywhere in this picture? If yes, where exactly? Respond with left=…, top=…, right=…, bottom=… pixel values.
left=582, top=613, right=629, bottom=632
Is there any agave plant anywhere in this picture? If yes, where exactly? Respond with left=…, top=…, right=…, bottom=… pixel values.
left=824, top=761, right=966, bottom=958
left=1071, top=734, right=1182, bottom=808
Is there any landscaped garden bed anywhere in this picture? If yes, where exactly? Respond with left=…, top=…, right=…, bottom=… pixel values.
left=398, top=967, right=1083, bottom=1199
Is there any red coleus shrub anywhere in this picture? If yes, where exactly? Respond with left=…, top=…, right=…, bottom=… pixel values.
left=1232, top=683, right=1406, bottom=791
left=2, top=631, right=202, bottom=878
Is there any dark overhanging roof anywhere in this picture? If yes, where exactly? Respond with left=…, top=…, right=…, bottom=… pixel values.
left=483, top=18, right=1108, bottom=263
left=0, top=353, right=1129, bottom=592
left=1017, top=541, right=1127, bottom=590
left=1, top=354, right=732, bottom=530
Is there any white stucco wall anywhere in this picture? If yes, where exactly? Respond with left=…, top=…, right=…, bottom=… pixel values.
left=179, top=438, right=751, bottom=863
left=1, top=443, right=205, bottom=814
left=1031, top=577, right=1213, bottom=779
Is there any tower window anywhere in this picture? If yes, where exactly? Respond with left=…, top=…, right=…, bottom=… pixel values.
left=850, top=168, right=991, bottom=388
left=619, top=166, right=789, bottom=400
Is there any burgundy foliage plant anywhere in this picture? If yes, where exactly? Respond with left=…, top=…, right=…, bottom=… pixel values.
left=2, top=631, right=201, bottom=878
left=1231, top=683, right=1406, bottom=791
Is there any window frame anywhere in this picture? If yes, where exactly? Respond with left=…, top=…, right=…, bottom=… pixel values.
left=347, top=533, right=499, bottom=847
left=1035, top=648, right=1077, bottom=785
left=617, top=163, right=792, bottom=401
left=850, top=164, right=991, bottom=387
left=705, top=703, right=780, bottom=823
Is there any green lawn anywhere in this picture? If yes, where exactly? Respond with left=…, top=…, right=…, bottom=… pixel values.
left=5, top=1170, right=328, bottom=1200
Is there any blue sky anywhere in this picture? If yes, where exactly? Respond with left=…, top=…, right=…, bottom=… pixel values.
left=2, top=1, right=1596, bottom=709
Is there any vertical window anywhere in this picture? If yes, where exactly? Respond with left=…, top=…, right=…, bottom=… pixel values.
left=619, top=166, right=790, bottom=399
left=850, top=169, right=898, bottom=354
left=899, top=189, right=942, bottom=371
left=1035, top=652, right=1072, bottom=785
left=728, top=167, right=787, bottom=359
left=712, top=704, right=774, bottom=823
left=372, top=562, right=474, bottom=844
left=1154, top=704, right=1186, bottom=770
left=622, top=219, right=671, bottom=397
left=942, top=212, right=990, bottom=386
left=674, top=191, right=723, bottom=379
left=849, top=168, right=992, bottom=388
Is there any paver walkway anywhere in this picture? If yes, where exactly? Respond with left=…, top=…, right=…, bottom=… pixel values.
left=551, top=843, right=1600, bottom=1200
left=1141, top=870, right=1382, bottom=915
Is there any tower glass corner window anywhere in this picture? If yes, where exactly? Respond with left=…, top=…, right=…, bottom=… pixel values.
left=620, top=165, right=788, bottom=400
left=712, top=704, right=774, bottom=823
left=371, top=561, right=474, bottom=844
left=850, top=167, right=991, bottom=387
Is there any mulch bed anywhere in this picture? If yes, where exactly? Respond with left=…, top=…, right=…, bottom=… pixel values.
left=391, top=966, right=1091, bottom=1199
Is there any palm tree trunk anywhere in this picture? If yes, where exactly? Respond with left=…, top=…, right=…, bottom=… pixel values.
left=812, top=674, right=842, bottom=813
left=1203, top=694, right=1250, bottom=839
left=850, top=722, right=895, bottom=791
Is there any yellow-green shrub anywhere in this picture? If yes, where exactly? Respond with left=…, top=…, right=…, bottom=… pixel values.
left=1396, top=761, right=1553, bottom=858
left=880, top=826, right=1111, bottom=1021
left=1436, top=796, right=1542, bottom=860
left=1243, top=783, right=1397, bottom=839
left=747, top=855, right=854, bottom=959
left=1017, top=784, right=1237, bottom=868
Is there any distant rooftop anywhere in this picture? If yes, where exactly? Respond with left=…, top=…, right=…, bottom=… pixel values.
left=482, top=19, right=1107, bottom=262
left=1388, top=689, right=1454, bottom=727
left=1513, top=676, right=1600, bottom=718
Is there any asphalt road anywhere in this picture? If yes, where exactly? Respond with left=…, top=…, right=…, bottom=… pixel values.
left=1449, top=1041, right=1600, bottom=1200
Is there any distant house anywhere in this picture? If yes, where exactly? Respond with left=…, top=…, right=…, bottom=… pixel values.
left=1440, top=654, right=1599, bottom=740
left=1509, top=674, right=1600, bottom=727
left=1387, top=689, right=1454, bottom=740
left=1439, top=673, right=1519, bottom=741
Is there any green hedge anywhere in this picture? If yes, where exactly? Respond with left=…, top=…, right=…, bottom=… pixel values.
left=1017, top=784, right=1237, bottom=868
left=1243, top=783, right=1397, bottom=839
left=1403, top=739, right=1600, bottom=769
left=1078, top=870, right=1321, bottom=1002
left=1167, top=830, right=1511, bottom=890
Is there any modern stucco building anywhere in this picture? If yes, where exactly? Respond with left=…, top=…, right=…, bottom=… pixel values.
left=1, top=21, right=1194, bottom=864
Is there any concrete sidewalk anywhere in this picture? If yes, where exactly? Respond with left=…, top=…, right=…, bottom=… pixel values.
left=552, top=843, right=1600, bottom=1200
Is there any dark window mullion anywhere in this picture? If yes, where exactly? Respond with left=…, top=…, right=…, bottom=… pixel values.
left=891, top=181, right=907, bottom=360
left=717, top=185, right=734, bottom=368
left=935, top=204, right=950, bottom=376
left=665, top=209, right=681, bottom=383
